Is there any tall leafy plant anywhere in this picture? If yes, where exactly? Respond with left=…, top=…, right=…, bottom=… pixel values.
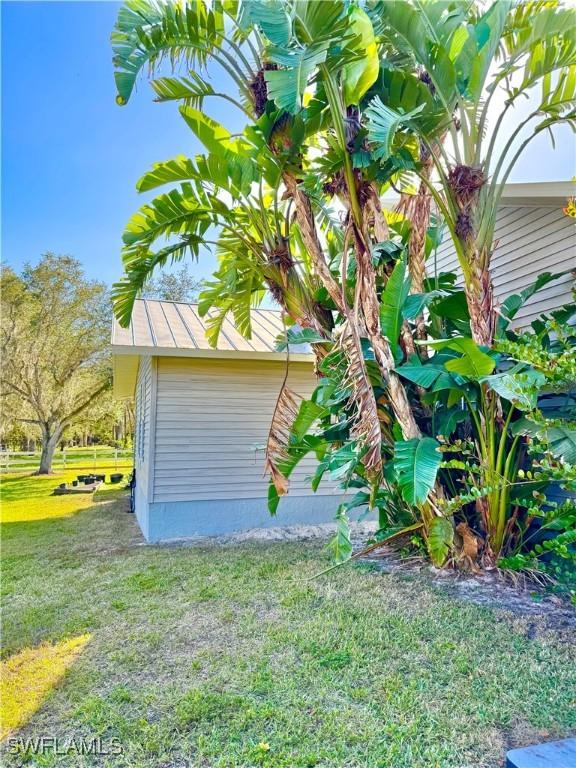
left=111, top=0, right=576, bottom=573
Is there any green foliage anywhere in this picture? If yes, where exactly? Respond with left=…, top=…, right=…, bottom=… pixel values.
left=275, top=327, right=329, bottom=351
left=141, top=263, right=203, bottom=302
left=512, top=419, right=576, bottom=464
left=365, top=97, right=424, bottom=161
left=500, top=499, right=576, bottom=598
left=379, top=256, right=411, bottom=361
left=325, top=507, right=353, bottom=565
left=426, top=338, right=496, bottom=378
left=266, top=43, right=330, bottom=113
left=1, top=256, right=111, bottom=473
left=427, top=517, right=454, bottom=567
left=394, top=438, right=442, bottom=505
left=498, top=271, right=570, bottom=332
left=481, top=368, right=546, bottom=411
left=111, top=0, right=576, bottom=580
left=341, top=6, right=379, bottom=106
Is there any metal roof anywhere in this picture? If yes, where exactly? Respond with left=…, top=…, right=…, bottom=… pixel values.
left=111, top=299, right=314, bottom=398
left=111, top=298, right=313, bottom=359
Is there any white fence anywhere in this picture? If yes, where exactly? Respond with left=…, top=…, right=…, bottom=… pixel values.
left=0, top=447, right=133, bottom=474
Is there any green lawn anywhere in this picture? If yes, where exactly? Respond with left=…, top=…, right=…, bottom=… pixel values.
left=1, top=474, right=575, bottom=767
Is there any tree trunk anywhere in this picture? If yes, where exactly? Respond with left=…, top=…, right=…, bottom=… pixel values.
left=38, top=425, right=62, bottom=474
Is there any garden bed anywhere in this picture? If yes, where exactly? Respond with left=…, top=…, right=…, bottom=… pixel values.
left=53, top=481, right=102, bottom=495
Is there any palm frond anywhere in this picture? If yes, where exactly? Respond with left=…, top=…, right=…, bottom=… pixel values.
left=136, top=152, right=257, bottom=197
left=265, top=42, right=330, bottom=113
left=112, top=0, right=236, bottom=104
left=365, top=96, right=425, bottom=161
left=112, top=238, right=200, bottom=327
left=150, top=72, right=215, bottom=105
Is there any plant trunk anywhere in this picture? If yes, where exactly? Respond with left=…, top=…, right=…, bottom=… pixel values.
left=38, top=425, right=62, bottom=474
left=282, top=173, right=344, bottom=310
left=396, top=153, right=436, bottom=347
left=354, top=230, right=422, bottom=440
left=464, top=259, right=495, bottom=347
left=284, top=172, right=421, bottom=441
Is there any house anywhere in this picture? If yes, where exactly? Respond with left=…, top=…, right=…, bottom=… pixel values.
left=112, top=302, right=341, bottom=542
left=435, top=181, right=575, bottom=327
left=112, top=181, right=575, bottom=543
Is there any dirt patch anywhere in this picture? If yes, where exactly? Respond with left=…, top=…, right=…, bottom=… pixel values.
left=159, top=521, right=378, bottom=547
left=359, top=547, right=576, bottom=639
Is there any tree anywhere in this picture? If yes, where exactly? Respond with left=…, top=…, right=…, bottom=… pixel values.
left=69, top=392, right=133, bottom=447
left=111, top=1, right=575, bottom=571
left=141, top=264, right=204, bottom=302
left=1, top=255, right=111, bottom=473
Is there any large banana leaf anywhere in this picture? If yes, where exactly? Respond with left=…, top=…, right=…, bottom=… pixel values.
left=325, top=507, right=353, bottom=565
left=426, top=337, right=496, bottom=378
left=180, top=107, right=244, bottom=155
left=121, top=187, right=211, bottom=250
left=265, top=43, right=329, bottom=113
left=290, top=400, right=327, bottom=442
left=293, top=0, right=346, bottom=43
left=380, top=256, right=411, bottom=361
left=376, top=0, right=458, bottom=108
left=150, top=72, right=219, bottom=107
left=342, top=6, right=379, bottom=106
left=453, top=0, right=511, bottom=101
left=137, top=153, right=256, bottom=197
left=394, top=437, right=441, bottom=505
left=112, top=239, right=201, bottom=327
left=498, top=271, right=570, bottom=333
left=395, top=363, right=445, bottom=389
left=436, top=407, right=468, bottom=439
left=427, top=517, right=454, bottom=567
left=112, top=0, right=224, bottom=104
left=275, top=327, right=328, bottom=351
left=481, top=368, right=546, bottom=411
left=238, top=0, right=291, bottom=46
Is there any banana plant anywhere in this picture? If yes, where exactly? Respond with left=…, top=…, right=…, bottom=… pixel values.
left=111, top=0, right=575, bottom=572
left=111, top=0, right=425, bottom=482
left=366, top=0, right=576, bottom=347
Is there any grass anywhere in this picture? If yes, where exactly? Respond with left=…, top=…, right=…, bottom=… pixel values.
left=0, top=467, right=131, bottom=523
left=1, top=634, right=91, bottom=741
left=1, top=474, right=575, bottom=767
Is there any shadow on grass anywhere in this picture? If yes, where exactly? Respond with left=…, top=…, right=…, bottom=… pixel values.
left=1, top=634, right=91, bottom=741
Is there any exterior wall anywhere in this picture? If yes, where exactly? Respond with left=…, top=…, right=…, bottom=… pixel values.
left=435, top=204, right=575, bottom=327
left=145, top=496, right=342, bottom=543
left=133, top=356, right=155, bottom=538
left=142, top=356, right=344, bottom=541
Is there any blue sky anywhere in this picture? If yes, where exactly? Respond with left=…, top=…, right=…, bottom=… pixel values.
left=2, top=1, right=574, bottom=289
left=2, top=0, right=243, bottom=286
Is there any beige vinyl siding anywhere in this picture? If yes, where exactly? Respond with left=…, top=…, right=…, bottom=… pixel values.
left=434, top=205, right=575, bottom=327
left=134, top=356, right=153, bottom=497
left=152, top=357, right=337, bottom=503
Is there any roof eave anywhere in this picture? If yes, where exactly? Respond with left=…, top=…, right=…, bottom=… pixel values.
left=111, top=345, right=314, bottom=363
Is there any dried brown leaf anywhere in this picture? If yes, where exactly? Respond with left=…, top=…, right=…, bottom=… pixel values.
left=265, top=382, right=302, bottom=495
left=339, top=320, right=382, bottom=475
